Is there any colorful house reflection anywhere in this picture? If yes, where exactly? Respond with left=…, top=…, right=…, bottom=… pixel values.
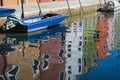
left=114, top=11, right=120, bottom=50
left=2, top=34, right=40, bottom=80
left=106, top=14, right=114, bottom=50
left=39, top=34, right=66, bottom=80
left=0, top=24, right=67, bottom=80
left=65, top=21, right=84, bottom=80
left=96, top=13, right=111, bottom=58
left=83, top=16, right=96, bottom=73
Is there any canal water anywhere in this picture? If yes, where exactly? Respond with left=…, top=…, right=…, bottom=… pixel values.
left=0, top=11, right=120, bottom=80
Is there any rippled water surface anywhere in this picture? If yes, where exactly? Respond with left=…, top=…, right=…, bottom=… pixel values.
left=0, top=11, right=120, bottom=80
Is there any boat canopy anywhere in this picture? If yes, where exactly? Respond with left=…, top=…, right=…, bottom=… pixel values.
left=0, top=8, right=15, bottom=17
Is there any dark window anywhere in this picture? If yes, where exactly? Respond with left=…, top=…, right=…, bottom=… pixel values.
left=80, top=36, right=82, bottom=40
left=43, top=60, right=48, bottom=69
left=78, top=65, right=81, bottom=72
left=79, top=41, right=82, bottom=46
left=68, top=66, right=71, bottom=69
left=78, top=48, right=81, bottom=51
left=59, top=49, right=64, bottom=57
left=68, top=76, right=70, bottom=80
left=68, top=49, right=71, bottom=52
left=44, top=54, right=50, bottom=59
left=68, top=44, right=71, bottom=48
left=84, top=58, right=86, bottom=66
left=59, top=72, right=65, bottom=80
left=67, top=54, right=71, bottom=58
left=68, top=71, right=71, bottom=74
left=68, top=41, right=72, bottom=43
left=78, top=58, right=81, bottom=63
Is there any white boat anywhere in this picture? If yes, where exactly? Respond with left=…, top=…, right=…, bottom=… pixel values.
left=97, top=0, right=120, bottom=12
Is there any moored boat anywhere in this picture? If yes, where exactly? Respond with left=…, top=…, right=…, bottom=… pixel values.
left=0, top=0, right=69, bottom=33
left=97, top=0, right=120, bottom=12
left=1, top=13, right=68, bottom=32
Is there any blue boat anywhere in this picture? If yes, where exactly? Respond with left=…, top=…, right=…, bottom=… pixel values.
left=1, top=0, right=69, bottom=33
left=1, top=13, right=68, bottom=32
left=22, top=13, right=68, bottom=32
left=0, top=8, right=15, bottom=17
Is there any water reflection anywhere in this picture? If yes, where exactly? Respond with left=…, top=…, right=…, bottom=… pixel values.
left=80, top=11, right=120, bottom=80
left=39, top=25, right=66, bottom=80
left=0, top=24, right=68, bottom=80
left=65, top=20, right=85, bottom=80
left=114, top=11, right=120, bottom=50
left=0, top=11, right=120, bottom=80
left=83, top=14, right=96, bottom=74
left=95, top=12, right=115, bottom=58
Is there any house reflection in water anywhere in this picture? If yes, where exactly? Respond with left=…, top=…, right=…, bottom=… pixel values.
left=0, top=33, right=40, bottom=80
left=83, top=16, right=97, bottom=73
left=0, top=24, right=67, bottom=80
left=80, top=12, right=120, bottom=80
left=0, top=21, right=86, bottom=80
left=96, top=13, right=115, bottom=58
left=0, top=34, right=18, bottom=80
left=114, top=11, right=120, bottom=50
left=96, top=13, right=109, bottom=58
left=65, top=20, right=85, bottom=80
left=39, top=34, right=66, bottom=80
left=106, top=14, right=115, bottom=50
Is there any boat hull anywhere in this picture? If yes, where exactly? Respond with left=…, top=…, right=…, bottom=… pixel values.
left=16, top=14, right=68, bottom=32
